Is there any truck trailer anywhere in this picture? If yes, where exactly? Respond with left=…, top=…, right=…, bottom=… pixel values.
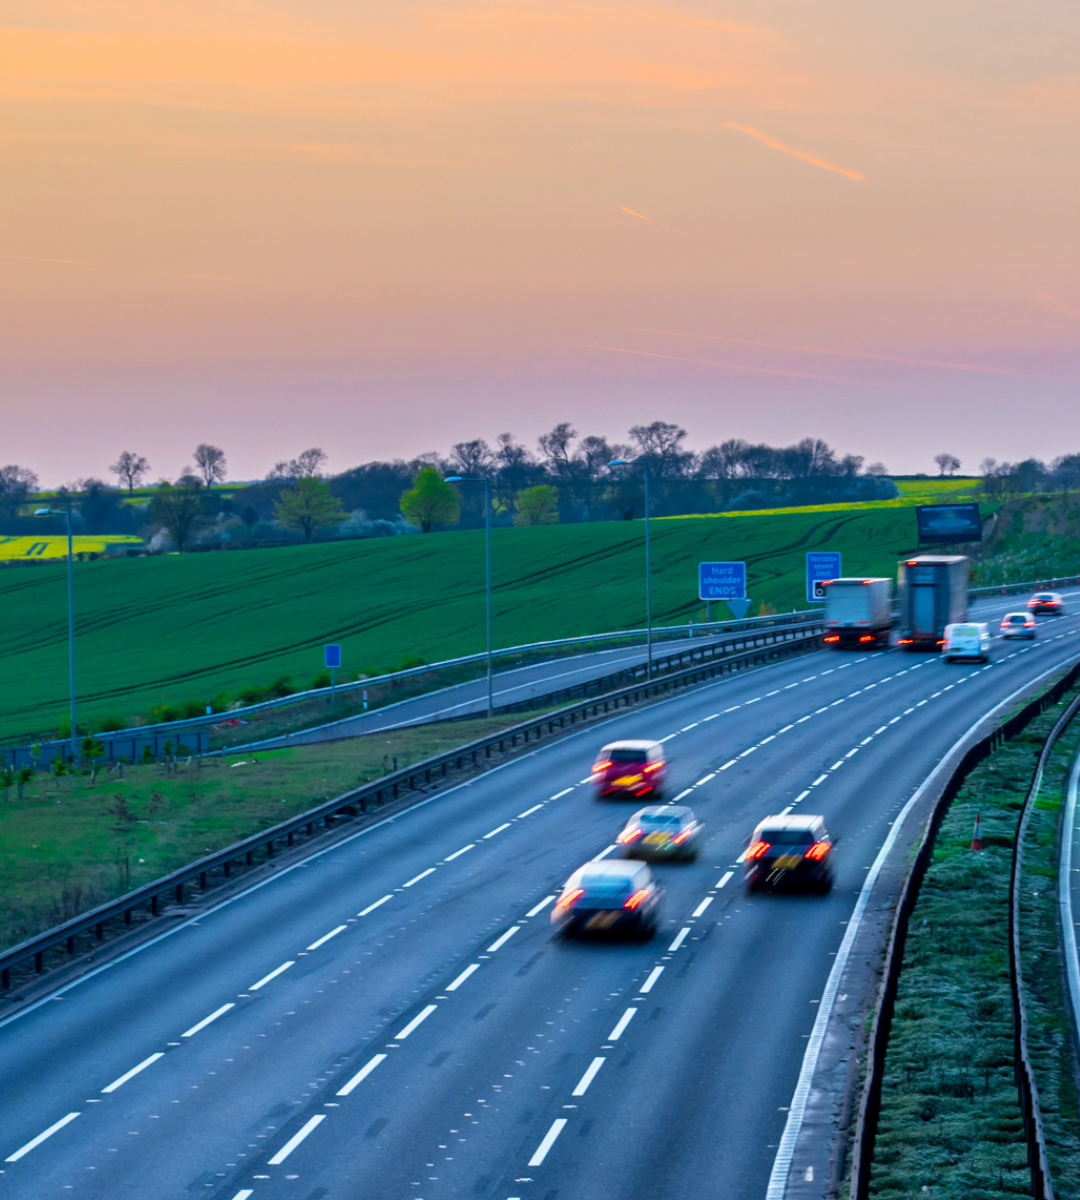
left=897, top=555, right=969, bottom=650
left=822, top=578, right=894, bottom=648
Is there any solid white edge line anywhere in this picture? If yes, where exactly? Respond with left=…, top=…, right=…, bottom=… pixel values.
left=395, top=1003, right=438, bottom=1040
left=181, top=1002, right=234, bottom=1038
left=639, top=966, right=664, bottom=993
left=692, top=896, right=713, bottom=918
left=444, top=844, right=474, bottom=862
left=765, top=657, right=1080, bottom=1199
left=101, top=1051, right=165, bottom=1094
left=358, top=894, right=393, bottom=916
left=403, top=868, right=436, bottom=888
left=668, top=927, right=691, bottom=952
left=572, top=1056, right=606, bottom=1096
left=307, top=924, right=348, bottom=950
left=487, top=926, right=520, bottom=953
left=5, top=1112, right=80, bottom=1162
left=527, top=895, right=556, bottom=918
left=447, top=963, right=481, bottom=992
left=608, top=1008, right=637, bottom=1041
left=250, top=960, right=295, bottom=991
left=483, top=822, right=512, bottom=839
left=528, top=1118, right=567, bottom=1166
left=1060, top=747, right=1080, bottom=1047
left=716, top=870, right=734, bottom=889
left=336, top=1053, right=386, bottom=1096
left=267, top=1114, right=325, bottom=1165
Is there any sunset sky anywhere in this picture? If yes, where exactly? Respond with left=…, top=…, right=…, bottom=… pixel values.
left=3, top=0, right=1079, bottom=484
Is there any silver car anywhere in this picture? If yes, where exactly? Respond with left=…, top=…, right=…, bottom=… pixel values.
left=617, top=805, right=702, bottom=862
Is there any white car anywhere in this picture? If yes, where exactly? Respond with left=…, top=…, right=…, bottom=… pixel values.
left=1000, top=612, right=1037, bottom=639
left=943, top=622, right=991, bottom=663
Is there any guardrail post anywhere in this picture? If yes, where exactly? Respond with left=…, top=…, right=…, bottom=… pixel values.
left=2, top=967, right=8, bottom=989
left=175, top=883, right=183, bottom=904
left=35, top=951, right=43, bottom=973
left=124, top=907, right=132, bottom=924
left=150, top=894, right=159, bottom=916
left=199, top=872, right=207, bottom=890
left=267, top=840, right=275, bottom=858
left=66, top=935, right=74, bottom=955
left=96, top=922, right=104, bottom=941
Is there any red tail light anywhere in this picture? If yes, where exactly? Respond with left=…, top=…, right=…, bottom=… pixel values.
left=804, top=842, right=831, bottom=862
left=555, top=888, right=584, bottom=912
left=617, top=827, right=644, bottom=845
left=824, top=635, right=840, bottom=643
left=623, top=888, right=651, bottom=911
left=643, top=761, right=664, bottom=774
left=898, top=638, right=913, bottom=645
left=858, top=635, right=874, bottom=643
left=672, top=828, right=693, bottom=845
left=592, top=760, right=612, bottom=773
left=746, top=840, right=770, bottom=860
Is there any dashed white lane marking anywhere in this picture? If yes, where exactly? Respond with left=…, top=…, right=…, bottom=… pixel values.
left=231, top=1190, right=255, bottom=1200
left=527, top=895, right=556, bottom=918
left=578, top=777, right=593, bottom=784
left=517, top=804, right=544, bottom=818
left=395, top=1004, right=438, bottom=1040
left=673, top=788, right=695, bottom=801
left=716, top=871, right=734, bottom=889
left=815, top=706, right=829, bottom=714
left=250, top=961, right=295, bottom=991
left=738, top=747, right=757, bottom=758
left=307, top=924, right=348, bottom=949
left=444, top=844, right=474, bottom=862
left=719, top=759, right=738, bottom=771
left=703, top=713, right=720, bottom=722
left=779, top=805, right=793, bottom=816
left=873, top=725, right=888, bottom=734
left=487, top=926, right=520, bottom=953
left=336, top=1053, right=386, bottom=1096
left=811, top=774, right=828, bottom=787
left=267, top=1114, right=325, bottom=1165
left=101, top=1052, right=164, bottom=1094
left=681, top=723, right=699, bottom=731
left=859, top=736, right=873, bottom=746
left=845, top=747, right=860, bottom=758
left=888, top=715, right=902, bottom=724
left=659, top=733, right=679, bottom=743
left=182, top=1003, right=234, bottom=1039
left=759, top=735, right=776, bottom=745
left=529, top=1118, right=567, bottom=1166
left=778, top=724, right=795, bottom=733
left=696, top=773, right=717, bottom=785
left=484, top=823, right=512, bottom=839
left=639, top=966, right=665, bottom=994
left=4, top=1112, right=81, bottom=1162
left=403, top=868, right=436, bottom=889
left=608, top=1008, right=637, bottom=1041
left=735, top=849, right=748, bottom=864
left=592, top=844, right=618, bottom=861
left=551, top=788, right=574, bottom=799
left=358, top=894, right=392, bottom=916
left=447, top=964, right=481, bottom=992
left=724, top=705, right=741, bottom=713
left=668, top=927, right=691, bottom=952
left=793, top=790, right=811, bottom=803
left=692, top=897, right=713, bottom=918
left=796, top=715, right=812, bottom=724
left=572, top=1057, right=607, bottom=1097
left=746, top=697, right=762, bottom=705
left=766, top=689, right=780, bottom=697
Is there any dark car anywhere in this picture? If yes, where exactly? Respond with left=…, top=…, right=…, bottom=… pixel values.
left=617, top=805, right=702, bottom=862
left=592, top=740, right=667, bottom=800
left=1028, top=592, right=1064, bottom=615
left=745, top=814, right=834, bottom=893
left=551, top=860, right=663, bottom=939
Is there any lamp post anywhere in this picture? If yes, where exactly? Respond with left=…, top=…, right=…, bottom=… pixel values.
left=608, top=457, right=653, bottom=679
left=444, top=475, right=494, bottom=717
left=35, top=504, right=77, bottom=763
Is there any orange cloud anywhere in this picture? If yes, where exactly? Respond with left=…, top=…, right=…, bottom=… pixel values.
left=618, top=206, right=654, bottom=223
left=723, top=122, right=865, bottom=181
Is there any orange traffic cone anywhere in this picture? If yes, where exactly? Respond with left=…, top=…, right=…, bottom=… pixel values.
left=971, top=813, right=983, bottom=852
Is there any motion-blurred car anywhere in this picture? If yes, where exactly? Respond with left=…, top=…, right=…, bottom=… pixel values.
left=942, top=622, right=991, bottom=663
left=617, top=805, right=702, bottom=861
left=1029, top=592, right=1065, bottom=615
left=551, top=860, right=663, bottom=939
left=1000, top=612, right=1037, bottom=639
left=745, top=814, right=834, bottom=893
left=592, top=739, right=666, bottom=800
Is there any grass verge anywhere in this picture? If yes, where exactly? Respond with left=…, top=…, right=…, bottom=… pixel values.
left=0, top=714, right=528, bottom=955
left=868, top=696, right=1080, bottom=1199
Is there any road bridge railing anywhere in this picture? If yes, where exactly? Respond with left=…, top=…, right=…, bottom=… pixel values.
left=0, top=622, right=824, bottom=995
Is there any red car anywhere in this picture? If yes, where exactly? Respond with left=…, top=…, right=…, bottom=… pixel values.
left=592, top=740, right=667, bottom=800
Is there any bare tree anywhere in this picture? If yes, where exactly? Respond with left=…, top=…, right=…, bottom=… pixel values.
left=110, top=451, right=150, bottom=494
left=628, top=421, right=692, bottom=478
left=450, top=438, right=495, bottom=477
left=193, top=444, right=227, bottom=487
left=267, top=448, right=328, bottom=482
left=934, top=453, right=961, bottom=476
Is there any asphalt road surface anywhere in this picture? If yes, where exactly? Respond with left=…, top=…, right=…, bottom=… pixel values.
left=2, top=590, right=1078, bottom=1200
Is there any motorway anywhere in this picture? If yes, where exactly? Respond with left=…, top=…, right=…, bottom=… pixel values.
left=2, top=590, right=1079, bottom=1200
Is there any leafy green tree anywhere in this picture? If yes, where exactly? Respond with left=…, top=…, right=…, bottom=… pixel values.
left=400, top=467, right=460, bottom=533
left=148, top=475, right=205, bottom=551
left=273, top=477, right=345, bottom=542
left=513, top=484, right=559, bottom=527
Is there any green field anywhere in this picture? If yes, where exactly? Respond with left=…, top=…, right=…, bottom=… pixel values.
left=894, top=478, right=981, bottom=502
left=0, top=507, right=926, bottom=744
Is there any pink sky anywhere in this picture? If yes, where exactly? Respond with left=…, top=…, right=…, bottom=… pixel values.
left=2, top=0, right=1079, bottom=485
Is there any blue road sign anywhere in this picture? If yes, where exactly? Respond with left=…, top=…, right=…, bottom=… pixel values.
left=806, top=552, right=842, bottom=603
left=324, top=644, right=342, bottom=670
left=699, top=562, right=746, bottom=602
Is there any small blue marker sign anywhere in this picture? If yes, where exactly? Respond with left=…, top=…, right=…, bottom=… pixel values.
left=324, top=644, right=342, bottom=670
left=699, top=562, right=747, bottom=602
left=806, top=552, right=842, bottom=603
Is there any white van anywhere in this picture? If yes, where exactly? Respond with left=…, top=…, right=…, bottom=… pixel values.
left=943, top=622, right=991, bottom=663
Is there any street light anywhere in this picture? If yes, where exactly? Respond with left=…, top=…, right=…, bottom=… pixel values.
left=35, top=504, right=77, bottom=763
left=608, top=458, right=653, bottom=679
left=444, top=475, right=494, bottom=717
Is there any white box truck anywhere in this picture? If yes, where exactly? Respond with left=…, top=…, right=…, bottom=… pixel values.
left=822, top=578, right=894, bottom=648
left=897, top=555, right=969, bottom=650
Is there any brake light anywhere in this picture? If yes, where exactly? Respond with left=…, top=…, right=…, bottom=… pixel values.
left=592, top=760, right=612, bottom=772
left=555, top=888, right=584, bottom=912
left=643, top=761, right=663, bottom=774
left=617, top=827, right=644, bottom=845
left=936, top=639, right=945, bottom=645
left=824, top=635, right=840, bottom=644
left=804, top=842, right=831, bottom=862
left=898, top=638, right=913, bottom=645
left=623, top=888, right=651, bottom=911
left=672, top=828, right=693, bottom=845
left=859, top=635, right=874, bottom=643
left=746, top=840, right=770, bottom=860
